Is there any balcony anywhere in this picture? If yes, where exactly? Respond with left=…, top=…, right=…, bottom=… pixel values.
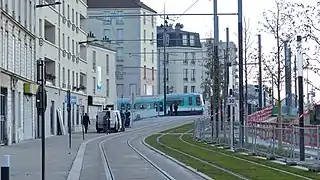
left=79, top=13, right=86, bottom=33
left=79, top=45, right=86, bottom=61
left=43, top=40, right=59, bottom=61
left=44, top=20, right=56, bottom=45
left=45, top=58, right=56, bottom=86
left=79, top=73, right=87, bottom=93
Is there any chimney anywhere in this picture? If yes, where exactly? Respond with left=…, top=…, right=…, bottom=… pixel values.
left=175, top=23, right=183, bottom=31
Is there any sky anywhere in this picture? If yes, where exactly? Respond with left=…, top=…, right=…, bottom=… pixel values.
left=142, top=0, right=320, bottom=103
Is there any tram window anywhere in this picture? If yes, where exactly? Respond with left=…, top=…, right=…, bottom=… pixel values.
left=196, top=96, right=201, bottom=106
left=188, top=97, right=192, bottom=105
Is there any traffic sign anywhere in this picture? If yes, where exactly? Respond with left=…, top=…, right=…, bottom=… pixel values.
left=227, top=97, right=235, bottom=105
left=65, top=95, right=77, bottom=104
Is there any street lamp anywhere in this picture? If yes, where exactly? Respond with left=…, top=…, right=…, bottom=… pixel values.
left=35, top=2, right=61, bottom=180
left=36, top=2, right=61, bottom=8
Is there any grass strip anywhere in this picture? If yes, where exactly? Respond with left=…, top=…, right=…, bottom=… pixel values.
left=159, top=134, right=313, bottom=180
left=160, top=123, right=193, bottom=133
left=182, top=135, right=319, bottom=179
left=145, top=134, right=239, bottom=179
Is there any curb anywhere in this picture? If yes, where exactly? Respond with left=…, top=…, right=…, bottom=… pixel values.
left=142, top=136, right=214, bottom=180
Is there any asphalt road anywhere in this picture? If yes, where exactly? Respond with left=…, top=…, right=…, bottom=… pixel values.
left=80, top=116, right=207, bottom=180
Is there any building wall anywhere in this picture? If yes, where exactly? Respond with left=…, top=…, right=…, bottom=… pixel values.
left=87, top=7, right=157, bottom=97
left=86, top=44, right=117, bottom=119
left=158, top=47, right=205, bottom=94
left=0, top=1, right=37, bottom=145
left=36, top=0, right=89, bottom=137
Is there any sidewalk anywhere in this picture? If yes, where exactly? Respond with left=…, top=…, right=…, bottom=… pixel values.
left=0, top=129, right=103, bottom=180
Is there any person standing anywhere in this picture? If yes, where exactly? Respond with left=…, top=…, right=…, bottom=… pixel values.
left=174, top=103, right=178, bottom=116
left=103, top=111, right=111, bottom=134
left=82, top=113, right=90, bottom=133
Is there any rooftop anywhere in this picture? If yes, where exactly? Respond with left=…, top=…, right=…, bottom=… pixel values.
left=87, top=0, right=157, bottom=13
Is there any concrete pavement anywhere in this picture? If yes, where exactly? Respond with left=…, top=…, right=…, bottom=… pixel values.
left=80, top=116, right=206, bottom=180
left=0, top=128, right=103, bottom=180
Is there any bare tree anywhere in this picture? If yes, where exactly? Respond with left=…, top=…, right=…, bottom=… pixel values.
left=259, top=0, right=296, bottom=146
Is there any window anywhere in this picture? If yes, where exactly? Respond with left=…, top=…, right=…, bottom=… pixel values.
left=151, top=32, right=154, bottom=43
left=183, top=69, right=188, bottom=81
left=67, top=4, right=70, bottom=19
left=62, top=68, right=65, bottom=87
left=143, top=65, right=146, bottom=79
left=151, top=50, right=154, bottom=63
left=183, top=52, right=188, bottom=64
left=144, top=48, right=146, bottom=61
left=190, top=35, right=195, bottom=46
left=143, top=30, right=146, bottom=43
left=144, top=84, right=147, bottom=94
left=72, top=9, right=74, bottom=23
left=62, top=33, right=65, bottom=49
left=92, top=51, right=96, bottom=72
left=93, top=77, right=96, bottom=94
left=62, top=0, right=65, bottom=16
left=72, top=71, right=75, bottom=86
left=103, top=29, right=110, bottom=39
left=191, top=52, right=196, bottom=64
left=116, top=29, right=123, bottom=41
left=67, top=36, right=70, bottom=51
left=116, top=11, right=123, bottom=24
left=191, top=86, right=196, bottom=93
left=151, top=67, right=154, bottom=80
left=116, top=47, right=123, bottom=62
left=104, top=11, right=111, bottom=24
left=24, top=44, right=27, bottom=76
left=106, top=79, right=109, bottom=97
left=191, top=69, right=196, bottom=81
left=76, top=73, right=78, bottom=87
left=58, top=63, right=61, bottom=87
left=143, top=12, right=146, bottom=24
left=106, top=54, right=109, bottom=75
left=151, top=16, right=154, bottom=27
left=39, top=19, right=42, bottom=37
left=182, top=34, right=188, bottom=45
left=184, top=86, right=188, bottom=93
left=12, top=36, right=15, bottom=72
left=29, top=1, right=32, bottom=30
left=116, top=65, right=124, bottom=79
left=72, top=40, right=74, bottom=54
left=67, top=69, right=70, bottom=87
left=76, top=12, right=78, bottom=26
left=166, top=68, right=169, bottom=81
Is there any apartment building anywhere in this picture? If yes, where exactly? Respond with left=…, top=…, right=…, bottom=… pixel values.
left=0, top=1, right=37, bottom=145
left=36, top=0, right=89, bottom=136
left=157, top=24, right=204, bottom=94
left=87, top=0, right=158, bottom=97
left=86, top=43, right=117, bottom=120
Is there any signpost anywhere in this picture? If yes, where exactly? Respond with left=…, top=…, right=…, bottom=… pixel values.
left=227, top=97, right=235, bottom=105
left=66, top=90, right=72, bottom=148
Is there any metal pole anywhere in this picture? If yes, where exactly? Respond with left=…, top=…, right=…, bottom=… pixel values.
left=41, top=63, right=45, bottom=180
left=224, top=28, right=229, bottom=142
left=258, top=34, right=262, bottom=109
left=297, top=35, right=305, bottom=161
left=238, top=0, right=244, bottom=147
left=67, top=90, right=71, bottom=148
left=284, top=41, right=289, bottom=107
left=163, top=5, right=167, bottom=116
left=294, top=55, right=297, bottom=107
left=82, top=106, right=84, bottom=140
left=213, top=0, right=220, bottom=139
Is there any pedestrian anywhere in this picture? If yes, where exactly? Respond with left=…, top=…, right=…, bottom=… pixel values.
left=103, top=111, right=111, bottom=134
left=169, top=103, right=173, bottom=116
left=82, top=113, right=90, bottom=133
left=125, top=109, right=131, bottom=126
left=174, top=103, right=178, bottom=116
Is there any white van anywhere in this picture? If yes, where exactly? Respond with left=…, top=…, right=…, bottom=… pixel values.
left=95, top=110, right=123, bottom=133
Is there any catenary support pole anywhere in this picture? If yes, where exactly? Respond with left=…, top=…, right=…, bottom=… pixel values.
left=163, top=4, right=167, bottom=116
left=238, top=0, right=244, bottom=147
left=213, top=1, right=220, bottom=139
left=297, top=35, right=305, bottom=161
left=1, top=155, right=10, bottom=180
left=223, top=27, right=230, bottom=141
left=67, top=90, right=71, bottom=148
left=258, top=34, right=262, bottom=109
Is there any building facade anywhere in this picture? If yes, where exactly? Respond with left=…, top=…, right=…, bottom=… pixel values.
left=36, top=0, right=89, bottom=137
left=86, top=43, right=117, bottom=120
left=157, top=24, right=204, bottom=94
left=0, top=1, right=37, bottom=145
left=87, top=0, right=158, bottom=97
